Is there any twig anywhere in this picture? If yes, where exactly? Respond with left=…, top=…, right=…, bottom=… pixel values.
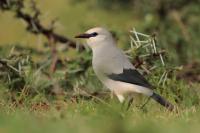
left=133, top=28, right=142, bottom=47
left=0, top=0, right=86, bottom=73
left=158, top=71, right=167, bottom=85
left=0, top=0, right=85, bottom=51
left=0, top=59, right=19, bottom=73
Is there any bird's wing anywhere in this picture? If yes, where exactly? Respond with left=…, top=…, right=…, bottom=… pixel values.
left=94, top=46, right=153, bottom=89
left=107, top=49, right=153, bottom=89
left=107, top=68, right=153, bottom=89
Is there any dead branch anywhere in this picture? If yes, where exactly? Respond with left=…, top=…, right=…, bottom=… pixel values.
left=0, top=0, right=85, bottom=51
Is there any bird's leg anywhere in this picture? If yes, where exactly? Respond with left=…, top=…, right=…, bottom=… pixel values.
left=117, top=95, right=134, bottom=111
left=126, top=97, right=134, bottom=111
left=116, top=94, right=134, bottom=111
left=140, top=96, right=151, bottom=109
left=116, top=94, right=125, bottom=103
left=116, top=94, right=126, bottom=110
left=110, top=90, right=114, bottom=100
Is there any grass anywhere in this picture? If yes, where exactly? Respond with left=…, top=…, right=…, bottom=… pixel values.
left=0, top=98, right=200, bottom=133
left=0, top=0, right=200, bottom=133
left=0, top=44, right=199, bottom=133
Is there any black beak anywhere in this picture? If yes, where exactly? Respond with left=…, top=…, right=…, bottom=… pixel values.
left=75, top=33, right=92, bottom=39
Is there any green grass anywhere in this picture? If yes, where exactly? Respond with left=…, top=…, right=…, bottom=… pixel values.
left=0, top=98, right=200, bottom=133
left=0, top=56, right=199, bottom=133
left=0, top=0, right=200, bottom=133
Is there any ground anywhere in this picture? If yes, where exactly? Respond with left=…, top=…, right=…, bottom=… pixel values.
left=0, top=0, right=200, bottom=133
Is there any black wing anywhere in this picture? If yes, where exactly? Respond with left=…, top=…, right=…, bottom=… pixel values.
left=107, top=69, right=153, bottom=89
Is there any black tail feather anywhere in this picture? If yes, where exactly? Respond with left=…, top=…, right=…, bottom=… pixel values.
left=151, top=92, right=174, bottom=111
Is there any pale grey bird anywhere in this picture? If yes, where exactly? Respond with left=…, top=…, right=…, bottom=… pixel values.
left=75, top=27, right=174, bottom=110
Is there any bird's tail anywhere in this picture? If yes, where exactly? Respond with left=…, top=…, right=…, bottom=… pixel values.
left=151, top=92, right=174, bottom=111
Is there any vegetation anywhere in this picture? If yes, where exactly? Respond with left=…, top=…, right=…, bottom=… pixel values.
left=0, top=0, right=200, bottom=133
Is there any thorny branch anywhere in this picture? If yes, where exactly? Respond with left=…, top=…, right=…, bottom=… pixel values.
left=0, top=0, right=84, bottom=50
left=0, top=0, right=85, bottom=73
left=128, top=28, right=179, bottom=86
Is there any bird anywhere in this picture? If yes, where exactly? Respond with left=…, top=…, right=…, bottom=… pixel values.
left=75, top=27, right=174, bottom=111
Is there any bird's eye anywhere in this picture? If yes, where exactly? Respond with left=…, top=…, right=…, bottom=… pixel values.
left=91, top=32, right=98, bottom=37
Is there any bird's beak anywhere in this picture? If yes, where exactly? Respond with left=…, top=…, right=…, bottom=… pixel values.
left=75, top=33, right=92, bottom=39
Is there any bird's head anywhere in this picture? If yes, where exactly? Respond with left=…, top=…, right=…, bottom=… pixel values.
left=75, top=27, right=114, bottom=48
